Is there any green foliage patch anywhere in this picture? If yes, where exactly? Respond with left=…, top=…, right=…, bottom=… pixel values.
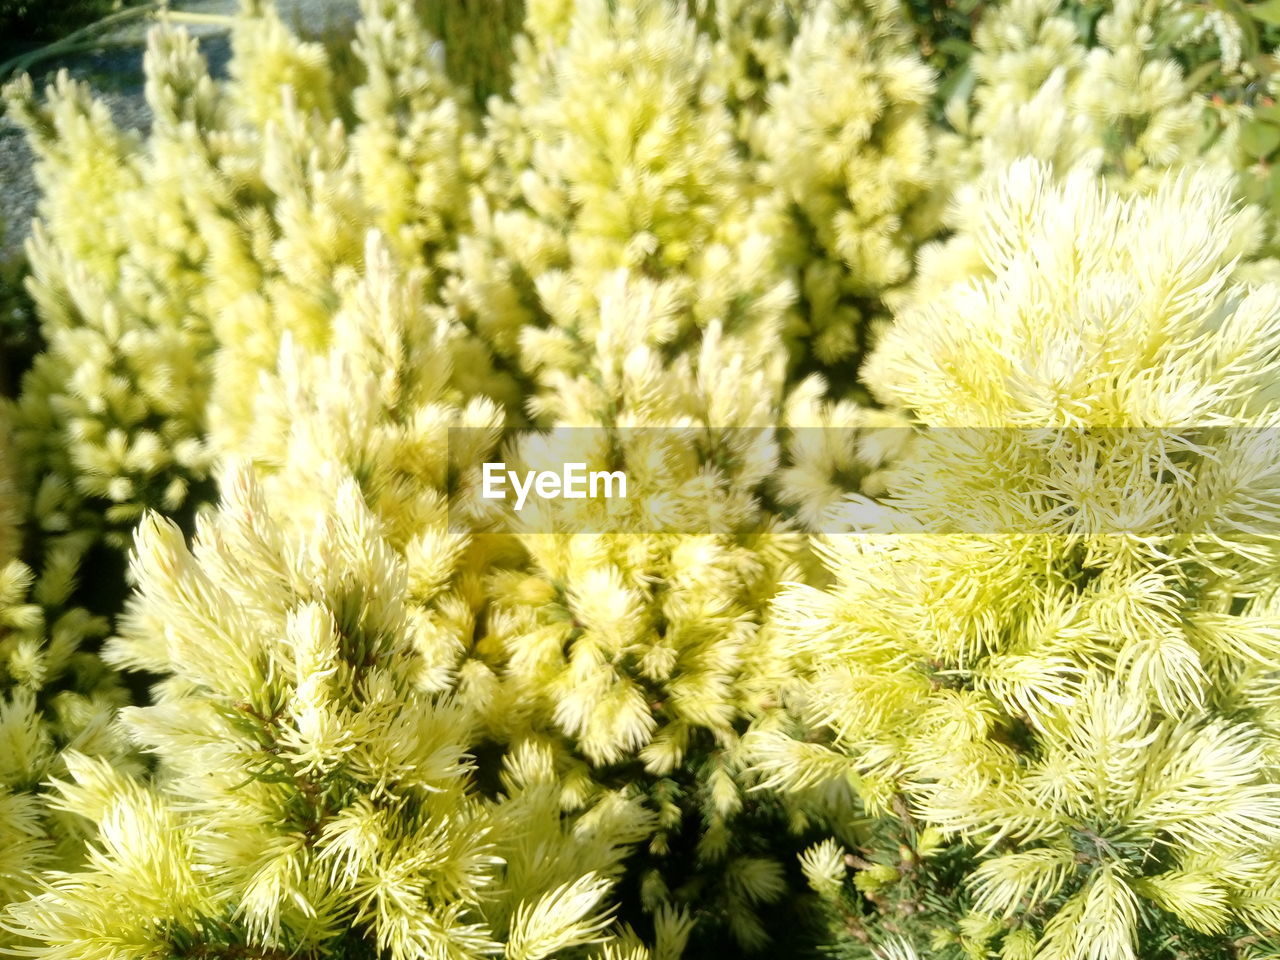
left=1, top=2, right=1280, bottom=959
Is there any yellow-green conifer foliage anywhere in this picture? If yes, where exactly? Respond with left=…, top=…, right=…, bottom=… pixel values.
left=757, top=160, right=1280, bottom=959
left=204, top=0, right=510, bottom=452
left=919, top=0, right=1280, bottom=297
left=474, top=0, right=796, bottom=370
left=1, top=0, right=515, bottom=564
left=4, top=52, right=213, bottom=553
left=2, top=0, right=942, bottom=569
left=745, top=0, right=939, bottom=363
left=3, top=0, right=906, bottom=940
left=461, top=0, right=813, bottom=916
left=0, top=405, right=133, bottom=940
left=931, top=0, right=1216, bottom=255
left=460, top=0, right=942, bottom=381
left=7, top=1, right=1280, bottom=958
left=0, top=408, right=23, bottom=566
left=2, top=451, right=653, bottom=960
left=234, top=230, right=516, bottom=698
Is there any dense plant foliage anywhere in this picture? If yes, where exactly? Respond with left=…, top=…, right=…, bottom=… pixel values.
left=3, top=0, right=1280, bottom=958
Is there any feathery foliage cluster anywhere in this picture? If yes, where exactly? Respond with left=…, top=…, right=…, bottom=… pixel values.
left=3, top=0, right=1280, bottom=958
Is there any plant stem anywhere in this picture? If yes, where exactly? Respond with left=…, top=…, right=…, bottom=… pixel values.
left=0, top=2, right=237, bottom=84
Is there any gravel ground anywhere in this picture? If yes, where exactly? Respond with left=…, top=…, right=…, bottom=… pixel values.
left=0, top=0, right=359, bottom=258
